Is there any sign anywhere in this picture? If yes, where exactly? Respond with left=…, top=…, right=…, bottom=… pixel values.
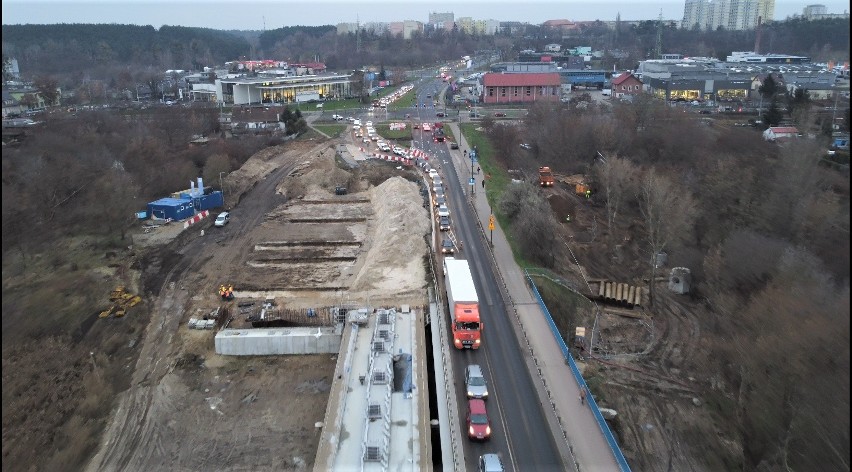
left=469, top=178, right=475, bottom=186
left=488, top=218, right=495, bottom=231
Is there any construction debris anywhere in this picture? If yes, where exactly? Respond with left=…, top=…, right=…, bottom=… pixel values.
left=99, top=286, right=142, bottom=319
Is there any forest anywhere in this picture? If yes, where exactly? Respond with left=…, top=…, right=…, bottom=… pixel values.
left=479, top=96, right=849, bottom=470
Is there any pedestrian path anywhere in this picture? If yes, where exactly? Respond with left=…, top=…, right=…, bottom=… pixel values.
left=447, top=122, right=623, bottom=472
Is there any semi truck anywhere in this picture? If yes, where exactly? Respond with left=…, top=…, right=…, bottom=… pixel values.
left=538, top=166, right=555, bottom=187
left=444, top=257, right=483, bottom=349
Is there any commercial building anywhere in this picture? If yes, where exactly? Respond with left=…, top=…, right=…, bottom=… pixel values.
left=217, top=71, right=354, bottom=105
left=481, top=72, right=561, bottom=104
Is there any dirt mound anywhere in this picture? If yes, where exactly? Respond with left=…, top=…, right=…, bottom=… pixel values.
left=349, top=176, right=430, bottom=305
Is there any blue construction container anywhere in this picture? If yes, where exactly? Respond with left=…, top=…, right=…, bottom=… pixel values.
left=194, top=191, right=224, bottom=211
left=147, top=197, right=194, bottom=221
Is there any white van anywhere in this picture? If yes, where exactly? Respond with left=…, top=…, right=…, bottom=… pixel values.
left=601, top=89, right=612, bottom=97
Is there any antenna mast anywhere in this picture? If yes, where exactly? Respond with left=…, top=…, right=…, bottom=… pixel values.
left=655, top=9, right=663, bottom=59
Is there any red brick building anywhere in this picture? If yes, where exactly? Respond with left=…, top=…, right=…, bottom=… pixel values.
left=482, top=73, right=561, bottom=104
left=611, top=72, right=643, bottom=98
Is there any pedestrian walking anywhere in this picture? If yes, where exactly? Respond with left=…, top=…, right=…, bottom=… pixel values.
left=579, top=388, right=586, bottom=405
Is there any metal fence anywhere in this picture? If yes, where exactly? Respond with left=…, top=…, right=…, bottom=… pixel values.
left=525, top=270, right=632, bottom=472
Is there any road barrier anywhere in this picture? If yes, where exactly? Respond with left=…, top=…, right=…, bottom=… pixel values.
left=182, top=210, right=209, bottom=229
left=525, top=270, right=632, bottom=472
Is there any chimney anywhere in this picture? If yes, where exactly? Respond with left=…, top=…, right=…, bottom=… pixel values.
left=190, top=181, right=195, bottom=194
left=197, top=177, right=204, bottom=195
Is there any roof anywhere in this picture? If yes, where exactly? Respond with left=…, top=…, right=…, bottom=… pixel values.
left=231, top=106, right=283, bottom=123
left=768, top=127, right=799, bottom=133
left=611, top=73, right=642, bottom=86
left=483, top=72, right=561, bottom=87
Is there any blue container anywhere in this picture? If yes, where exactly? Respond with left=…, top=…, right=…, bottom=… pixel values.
left=194, top=191, right=224, bottom=211
left=147, top=197, right=194, bottom=221
left=136, top=211, right=148, bottom=220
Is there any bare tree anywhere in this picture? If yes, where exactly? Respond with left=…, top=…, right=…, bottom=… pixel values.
left=638, top=168, right=697, bottom=307
left=593, top=156, right=639, bottom=240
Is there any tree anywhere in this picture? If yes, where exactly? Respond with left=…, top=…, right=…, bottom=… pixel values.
left=758, top=74, right=779, bottom=100
left=638, top=168, right=697, bottom=307
left=594, top=156, right=639, bottom=240
left=763, top=98, right=784, bottom=127
left=34, top=76, right=60, bottom=106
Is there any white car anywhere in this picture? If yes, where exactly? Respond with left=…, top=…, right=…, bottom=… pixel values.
left=214, top=212, right=230, bottom=227
left=392, top=146, right=405, bottom=155
left=437, top=204, right=450, bottom=218
left=366, top=121, right=373, bottom=127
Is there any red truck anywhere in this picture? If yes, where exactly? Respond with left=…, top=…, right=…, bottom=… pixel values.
left=444, top=257, right=482, bottom=349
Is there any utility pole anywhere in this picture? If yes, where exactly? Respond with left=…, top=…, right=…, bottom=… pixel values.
left=655, top=10, right=663, bottom=59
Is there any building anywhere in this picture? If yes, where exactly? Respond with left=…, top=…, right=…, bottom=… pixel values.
left=428, top=11, right=453, bottom=25
left=801, top=4, right=850, bottom=19
left=727, top=51, right=811, bottom=64
left=481, top=73, right=561, bottom=104
left=682, top=0, right=775, bottom=30
left=763, top=126, right=800, bottom=141
left=611, top=73, right=644, bottom=97
left=217, top=70, right=353, bottom=105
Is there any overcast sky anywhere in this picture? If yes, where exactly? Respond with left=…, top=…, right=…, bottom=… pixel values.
left=2, top=0, right=849, bottom=30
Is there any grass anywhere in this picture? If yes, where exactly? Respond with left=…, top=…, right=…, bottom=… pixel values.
left=376, top=124, right=412, bottom=143
left=458, top=122, right=528, bottom=265
left=388, top=86, right=417, bottom=111
left=312, top=124, right=347, bottom=137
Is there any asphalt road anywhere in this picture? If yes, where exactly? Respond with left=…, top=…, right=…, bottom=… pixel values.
left=418, top=127, right=564, bottom=472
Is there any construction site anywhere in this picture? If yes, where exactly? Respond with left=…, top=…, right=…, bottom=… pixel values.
left=81, top=133, right=434, bottom=471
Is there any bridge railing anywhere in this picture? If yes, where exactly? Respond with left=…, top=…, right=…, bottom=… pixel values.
left=525, top=269, right=632, bottom=472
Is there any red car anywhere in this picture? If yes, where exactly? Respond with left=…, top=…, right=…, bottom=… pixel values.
left=466, top=399, right=492, bottom=440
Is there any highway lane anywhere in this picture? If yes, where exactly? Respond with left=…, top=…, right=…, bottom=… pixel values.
left=422, top=132, right=564, bottom=472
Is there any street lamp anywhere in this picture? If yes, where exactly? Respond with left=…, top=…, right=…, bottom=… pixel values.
left=219, top=172, right=227, bottom=207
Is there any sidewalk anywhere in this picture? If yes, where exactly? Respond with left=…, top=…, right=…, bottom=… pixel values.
left=447, top=123, right=623, bottom=472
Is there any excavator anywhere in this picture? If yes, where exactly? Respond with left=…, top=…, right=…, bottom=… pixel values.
left=218, top=284, right=235, bottom=301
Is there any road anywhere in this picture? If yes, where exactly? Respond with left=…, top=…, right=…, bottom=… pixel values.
left=412, top=108, right=566, bottom=470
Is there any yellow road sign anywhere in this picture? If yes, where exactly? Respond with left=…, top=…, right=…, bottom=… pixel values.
left=489, top=215, right=495, bottom=230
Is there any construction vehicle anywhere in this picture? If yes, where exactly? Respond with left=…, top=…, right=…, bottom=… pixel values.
left=219, top=284, right=235, bottom=301
left=444, top=257, right=483, bottom=349
left=99, top=286, right=142, bottom=319
left=538, top=167, right=555, bottom=187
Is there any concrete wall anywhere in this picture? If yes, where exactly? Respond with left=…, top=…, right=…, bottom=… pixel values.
left=215, top=326, right=342, bottom=355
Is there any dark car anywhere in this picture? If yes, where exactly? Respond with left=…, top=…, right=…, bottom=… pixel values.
left=441, top=239, right=455, bottom=254
left=439, top=215, right=451, bottom=231
left=436, top=112, right=445, bottom=117
left=450, top=141, right=459, bottom=149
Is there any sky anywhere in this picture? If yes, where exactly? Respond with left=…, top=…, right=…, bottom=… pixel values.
left=2, top=0, right=849, bottom=30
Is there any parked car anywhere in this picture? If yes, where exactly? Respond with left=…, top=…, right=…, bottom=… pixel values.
left=465, top=364, right=488, bottom=399
left=439, top=215, right=451, bottom=231
left=450, top=141, right=459, bottom=149
left=441, top=239, right=455, bottom=254
left=520, top=143, right=532, bottom=150
left=479, top=454, right=505, bottom=472
left=466, top=399, right=492, bottom=440
left=214, top=212, right=230, bottom=227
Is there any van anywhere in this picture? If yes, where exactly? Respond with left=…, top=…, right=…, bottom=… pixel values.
left=214, top=212, right=230, bottom=227
left=601, top=89, right=612, bottom=97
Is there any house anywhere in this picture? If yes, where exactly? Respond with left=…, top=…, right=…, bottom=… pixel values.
left=481, top=73, right=561, bottom=104
left=2, top=90, right=24, bottom=118
left=763, top=126, right=800, bottom=141
left=611, top=73, right=643, bottom=97
left=229, top=106, right=286, bottom=133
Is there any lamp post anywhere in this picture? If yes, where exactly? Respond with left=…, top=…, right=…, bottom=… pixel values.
left=219, top=172, right=227, bottom=207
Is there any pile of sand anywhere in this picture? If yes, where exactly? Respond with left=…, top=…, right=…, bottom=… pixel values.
left=349, top=176, right=430, bottom=304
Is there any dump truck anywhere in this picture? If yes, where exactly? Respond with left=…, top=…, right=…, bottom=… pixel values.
left=538, top=166, right=555, bottom=187
left=444, top=257, right=483, bottom=349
